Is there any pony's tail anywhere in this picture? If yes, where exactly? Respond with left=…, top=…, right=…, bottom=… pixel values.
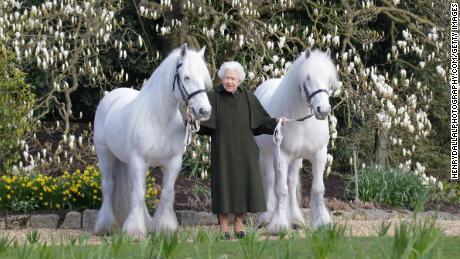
left=297, top=165, right=302, bottom=207
left=111, top=159, right=132, bottom=226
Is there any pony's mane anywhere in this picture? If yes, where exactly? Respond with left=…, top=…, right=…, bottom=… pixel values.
left=271, top=49, right=338, bottom=117
left=285, top=49, right=338, bottom=88
left=127, top=47, right=212, bottom=147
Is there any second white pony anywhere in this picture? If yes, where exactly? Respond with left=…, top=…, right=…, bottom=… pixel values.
left=255, top=48, right=339, bottom=233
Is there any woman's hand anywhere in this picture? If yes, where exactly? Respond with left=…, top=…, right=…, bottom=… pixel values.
left=277, top=117, right=288, bottom=126
left=181, top=108, right=192, bottom=125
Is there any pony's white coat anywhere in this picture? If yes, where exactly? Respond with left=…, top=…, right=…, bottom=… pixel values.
left=93, top=45, right=212, bottom=239
left=255, top=49, right=339, bottom=233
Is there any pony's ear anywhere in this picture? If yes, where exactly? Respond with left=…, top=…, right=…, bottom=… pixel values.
left=180, top=43, right=188, bottom=57
left=305, top=48, right=312, bottom=59
left=326, top=48, right=331, bottom=57
left=199, top=46, right=206, bottom=57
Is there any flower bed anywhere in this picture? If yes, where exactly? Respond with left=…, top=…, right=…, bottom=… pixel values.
left=0, top=166, right=160, bottom=212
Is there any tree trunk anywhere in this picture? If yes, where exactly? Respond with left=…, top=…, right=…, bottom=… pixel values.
left=374, top=127, right=389, bottom=167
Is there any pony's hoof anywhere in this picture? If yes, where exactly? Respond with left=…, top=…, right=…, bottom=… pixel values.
left=257, top=221, right=268, bottom=229
left=266, top=220, right=290, bottom=235
left=145, top=216, right=155, bottom=233
left=257, top=212, right=273, bottom=228
left=151, top=221, right=178, bottom=234
left=127, top=230, right=147, bottom=241
left=151, top=209, right=178, bottom=233
left=292, top=221, right=306, bottom=230
left=93, top=225, right=110, bottom=236
left=290, top=216, right=306, bottom=229
left=123, top=220, right=148, bottom=240
left=123, top=224, right=147, bottom=240
left=311, top=215, right=332, bottom=230
left=257, top=219, right=269, bottom=228
left=94, top=220, right=119, bottom=236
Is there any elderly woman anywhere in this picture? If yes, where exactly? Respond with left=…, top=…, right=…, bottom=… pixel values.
left=197, top=61, right=286, bottom=239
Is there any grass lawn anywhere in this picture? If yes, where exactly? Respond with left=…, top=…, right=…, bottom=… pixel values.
left=1, top=234, right=459, bottom=258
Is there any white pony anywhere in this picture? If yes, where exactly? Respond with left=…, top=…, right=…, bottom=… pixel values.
left=93, top=44, right=212, bottom=239
left=255, top=48, right=339, bottom=233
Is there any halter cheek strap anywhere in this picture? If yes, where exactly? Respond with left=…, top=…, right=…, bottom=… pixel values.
left=301, top=81, right=329, bottom=102
left=285, top=81, right=329, bottom=122
left=173, top=62, right=207, bottom=105
left=173, top=61, right=206, bottom=150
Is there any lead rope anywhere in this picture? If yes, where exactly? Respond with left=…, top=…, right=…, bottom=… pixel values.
left=184, top=120, right=191, bottom=152
left=183, top=107, right=200, bottom=151
left=272, top=114, right=315, bottom=146
left=272, top=109, right=315, bottom=172
left=273, top=119, right=284, bottom=174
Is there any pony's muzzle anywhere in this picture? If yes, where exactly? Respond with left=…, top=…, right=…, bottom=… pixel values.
left=195, top=107, right=211, bottom=120
left=315, top=105, right=331, bottom=120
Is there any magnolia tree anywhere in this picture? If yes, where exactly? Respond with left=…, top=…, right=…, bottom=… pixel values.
left=329, top=0, right=448, bottom=187
left=0, top=0, right=149, bottom=174
left=0, top=0, right=141, bottom=134
left=0, top=0, right=450, bottom=186
left=136, top=0, right=448, bottom=185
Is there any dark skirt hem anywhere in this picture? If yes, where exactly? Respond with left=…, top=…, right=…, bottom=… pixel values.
left=211, top=208, right=267, bottom=214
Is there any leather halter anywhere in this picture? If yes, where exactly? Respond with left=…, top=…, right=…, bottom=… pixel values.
left=301, top=80, right=329, bottom=103
left=173, top=62, right=206, bottom=105
left=173, top=61, right=206, bottom=148
left=294, top=80, right=329, bottom=121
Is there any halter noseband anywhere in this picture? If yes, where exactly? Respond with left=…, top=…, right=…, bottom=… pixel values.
left=173, top=62, right=207, bottom=105
left=291, top=80, right=329, bottom=121
left=301, top=80, right=329, bottom=103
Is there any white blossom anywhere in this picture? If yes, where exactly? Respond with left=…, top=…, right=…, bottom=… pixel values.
left=332, top=35, right=340, bottom=46
left=278, top=36, right=285, bottom=48
left=400, top=69, right=406, bottom=78
left=313, top=8, right=318, bottom=16
left=436, top=65, right=445, bottom=77
left=220, top=23, right=226, bottom=35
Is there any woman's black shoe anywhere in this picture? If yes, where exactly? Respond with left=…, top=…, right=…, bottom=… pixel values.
left=221, top=232, right=231, bottom=240
left=235, top=231, right=246, bottom=239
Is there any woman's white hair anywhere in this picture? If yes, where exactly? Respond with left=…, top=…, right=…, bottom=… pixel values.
left=217, top=61, right=246, bottom=82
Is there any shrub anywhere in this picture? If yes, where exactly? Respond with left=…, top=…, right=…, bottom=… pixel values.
left=0, top=48, right=35, bottom=173
left=432, top=181, right=460, bottom=206
left=181, top=135, right=210, bottom=179
left=0, top=165, right=160, bottom=212
left=345, top=167, right=433, bottom=209
left=16, top=122, right=98, bottom=178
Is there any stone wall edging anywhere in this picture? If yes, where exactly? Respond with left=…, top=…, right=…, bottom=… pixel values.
left=1, top=209, right=459, bottom=231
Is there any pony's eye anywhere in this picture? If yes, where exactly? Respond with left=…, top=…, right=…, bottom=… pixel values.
left=306, top=76, right=311, bottom=81
left=184, top=75, right=190, bottom=81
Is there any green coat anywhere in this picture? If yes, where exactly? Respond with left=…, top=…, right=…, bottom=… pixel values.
left=198, top=85, right=277, bottom=214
